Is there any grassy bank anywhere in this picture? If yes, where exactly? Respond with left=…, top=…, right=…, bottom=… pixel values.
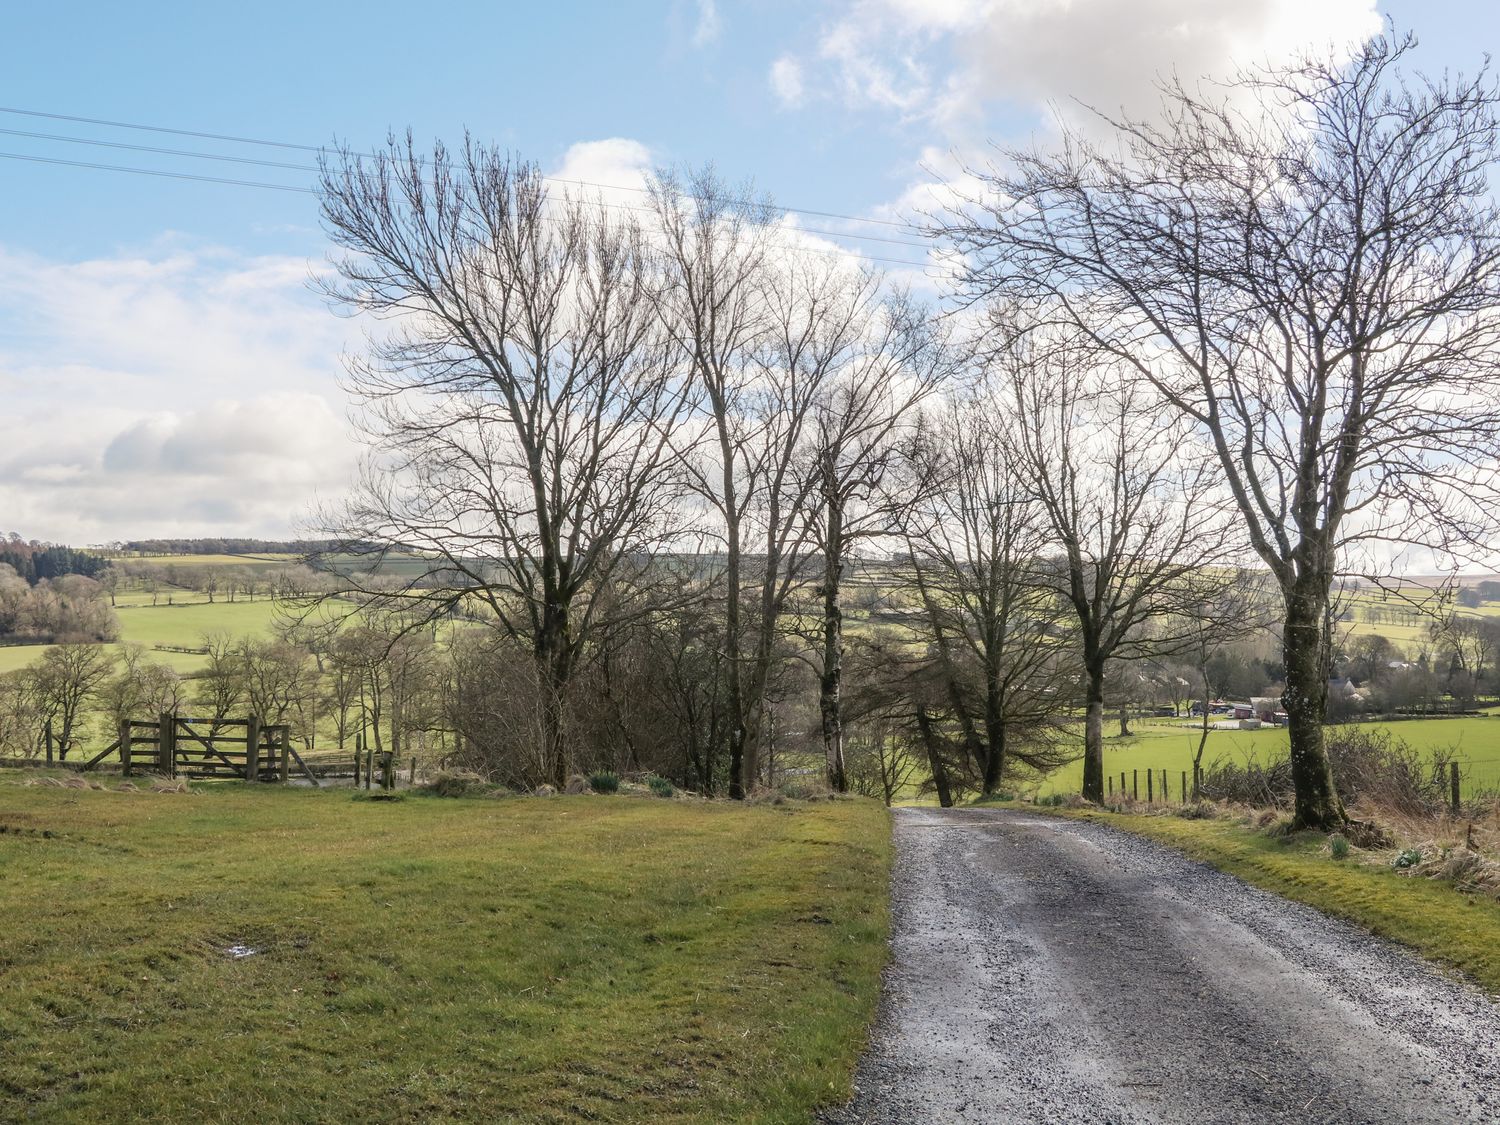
left=0, top=785, right=891, bottom=1123
left=1044, top=804, right=1500, bottom=997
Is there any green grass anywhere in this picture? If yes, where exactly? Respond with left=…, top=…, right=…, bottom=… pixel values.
left=0, top=786, right=890, bottom=1123
left=1045, top=806, right=1500, bottom=997
left=0, top=599, right=287, bottom=679
left=112, top=599, right=282, bottom=651
left=134, top=552, right=301, bottom=567
left=1029, top=716, right=1500, bottom=799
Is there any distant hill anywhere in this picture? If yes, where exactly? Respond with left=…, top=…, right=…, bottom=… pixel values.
left=117, top=538, right=343, bottom=557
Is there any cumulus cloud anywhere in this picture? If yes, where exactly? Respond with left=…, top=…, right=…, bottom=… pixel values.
left=779, top=0, right=1381, bottom=132
left=548, top=138, right=655, bottom=208
left=0, top=243, right=355, bottom=543
left=959, top=0, right=1383, bottom=126
left=781, top=0, right=1383, bottom=283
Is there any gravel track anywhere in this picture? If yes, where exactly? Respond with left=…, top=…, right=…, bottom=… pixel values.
left=827, top=807, right=1500, bottom=1124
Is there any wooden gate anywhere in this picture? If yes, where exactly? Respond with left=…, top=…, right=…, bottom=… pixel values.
left=81, top=715, right=318, bottom=784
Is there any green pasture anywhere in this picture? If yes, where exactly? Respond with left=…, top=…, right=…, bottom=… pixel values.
left=110, top=552, right=301, bottom=568
left=112, top=598, right=283, bottom=651
left=0, top=598, right=284, bottom=679
left=0, top=786, right=890, bottom=1123
left=1028, top=716, right=1500, bottom=799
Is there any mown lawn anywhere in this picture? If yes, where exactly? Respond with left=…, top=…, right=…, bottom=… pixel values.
left=0, top=786, right=891, bottom=1123
left=1047, top=806, right=1500, bottom=997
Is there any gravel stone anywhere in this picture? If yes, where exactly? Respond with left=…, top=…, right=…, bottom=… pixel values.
left=824, top=807, right=1500, bottom=1124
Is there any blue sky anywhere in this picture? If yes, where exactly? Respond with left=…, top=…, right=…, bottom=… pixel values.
left=0, top=0, right=1494, bottom=542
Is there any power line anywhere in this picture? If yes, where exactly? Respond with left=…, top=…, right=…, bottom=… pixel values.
left=0, top=149, right=316, bottom=194
left=0, top=103, right=924, bottom=234
left=0, top=126, right=316, bottom=172
left=0, top=149, right=935, bottom=270
left=0, top=124, right=936, bottom=251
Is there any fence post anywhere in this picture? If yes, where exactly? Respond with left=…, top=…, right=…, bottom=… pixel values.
left=245, top=716, right=261, bottom=782
left=1120, top=771, right=1127, bottom=799
left=383, top=752, right=395, bottom=791
left=1108, top=775, right=1113, bottom=797
left=1147, top=769, right=1154, bottom=803
left=158, top=712, right=173, bottom=778
left=1132, top=769, right=1138, bottom=801
left=1161, top=769, right=1168, bottom=802
left=1181, top=771, right=1188, bottom=805
left=279, top=729, right=290, bottom=784
left=1450, top=761, right=1461, bottom=815
left=365, top=743, right=374, bottom=791
left=354, top=734, right=362, bottom=786
left=119, top=720, right=132, bottom=777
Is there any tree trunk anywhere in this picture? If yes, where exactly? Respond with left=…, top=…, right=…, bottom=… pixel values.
left=982, top=674, right=1006, bottom=796
left=724, top=503, right=746, bottom=800
left=1282, top=583, right=1346, bottom=829
left=915, top=707, right=953, bottom=808
left=1082, top=666, right=1105, bottom=803
left=819, top=504, right=847, bottom=793
left=534, top=601, right=574, bottom=789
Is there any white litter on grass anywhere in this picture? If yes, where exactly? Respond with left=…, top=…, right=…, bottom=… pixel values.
left=225, top=944, right=260, bottom=959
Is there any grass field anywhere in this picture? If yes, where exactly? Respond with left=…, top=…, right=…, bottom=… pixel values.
left=0, top=786, right=891, bottom=1123
left=0, top=598, right=283, bottom=678
left=1027, top=716, right=1500, bottom=800
left=106, top=553, right=302, bottom=567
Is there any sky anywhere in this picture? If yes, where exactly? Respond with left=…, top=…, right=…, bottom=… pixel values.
left=0, top=0, right=1493, bottom=544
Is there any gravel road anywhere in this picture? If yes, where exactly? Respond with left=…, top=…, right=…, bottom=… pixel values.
left=827, top=807, right=1500, bottom=1124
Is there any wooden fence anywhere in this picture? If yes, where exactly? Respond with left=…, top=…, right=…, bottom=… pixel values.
left=73, top=714, right=319, bottom=784
left=1107, top=761, right=1465, bottom=814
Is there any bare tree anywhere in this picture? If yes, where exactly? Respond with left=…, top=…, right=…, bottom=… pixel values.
left=900, top=395, right=1078, bottom=796
left=649, top=168, right=812, bottom=797
left=30, top=643, right=112, bottom=758
left=943, top=35, right=1500, bottom=827
left=1003, top=328, right=1237, bottom=803
left=319, top=136, right=694, bottom=787
left=802, top=287, right=954, bottom=791
left=196, top=631, right=247, bottom=736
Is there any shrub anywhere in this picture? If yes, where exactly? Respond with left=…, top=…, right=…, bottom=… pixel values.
left=647, top=775, right=675, bottom=798
left=1393, top=847, right=1424, bottom=869
left=1329, top=833, right=1350, bottom=860
left=1036, top=793, right=1067, bottom=807
left=777, top=775, right=832, bottom=801
left=1176, top=800, right=1218, bottom=820
left=421, top=770, right=498, bottom=799
left=1197, top=728, right=1454, bottom=815
left=588, top=771, right=620, bottom=794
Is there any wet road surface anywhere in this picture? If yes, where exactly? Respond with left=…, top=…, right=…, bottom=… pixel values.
left=828, top=807, right=1500, bottom=1124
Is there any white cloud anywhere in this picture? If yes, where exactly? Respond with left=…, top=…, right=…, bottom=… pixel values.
left=0, top=243, right=354, bottom=544
left=548, top=138, right=655, bottom=208
left=959, top=0, right=1383, bottom=127
left=770, top=56, right=806, bottom=107
left=691, top=0, right=722, bottom=48
left=779, top=0, right=1381, bottom=132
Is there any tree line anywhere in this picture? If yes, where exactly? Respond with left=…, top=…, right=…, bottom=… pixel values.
left=306, top=32, right=1500, bottom=829
left=0, top=538, right=110, bottom=585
